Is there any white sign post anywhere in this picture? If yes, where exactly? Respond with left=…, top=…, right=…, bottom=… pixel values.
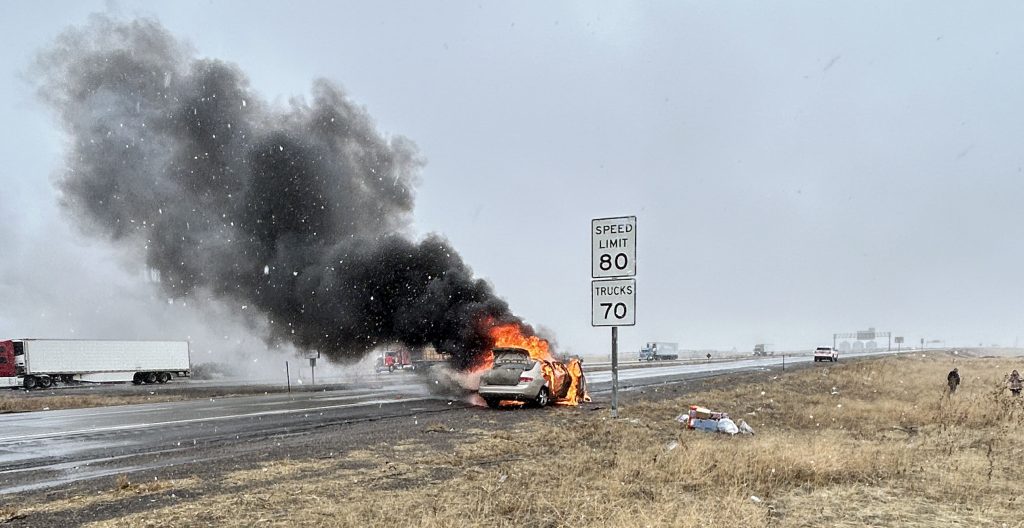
left=591, top=215, right=637, bottom=419
left=304, top=351, right=320, bottom=385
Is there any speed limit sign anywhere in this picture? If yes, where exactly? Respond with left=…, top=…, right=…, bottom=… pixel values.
left=592, top=216, right=636, bottom=278
left=591, top=278, right=636, bottom=326
left=591, top=215, right=637, bottom=419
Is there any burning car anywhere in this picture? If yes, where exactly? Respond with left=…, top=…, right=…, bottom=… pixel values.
left=477, top=347, right=587, bottom=408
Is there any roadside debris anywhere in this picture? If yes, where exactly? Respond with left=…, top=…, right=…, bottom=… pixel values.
left=717, top=417, right=739, bottom=435
left=677, top=405, right=755, bottom=436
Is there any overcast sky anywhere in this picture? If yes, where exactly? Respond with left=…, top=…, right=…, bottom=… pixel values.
left=2, top=1, right=1023, bottom=362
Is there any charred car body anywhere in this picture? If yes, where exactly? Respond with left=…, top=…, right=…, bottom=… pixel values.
left=477, top=347, right=587, bottom=408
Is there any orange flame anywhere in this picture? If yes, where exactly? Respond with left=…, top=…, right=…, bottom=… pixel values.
left=480, top=322, right=589, bottom=406
left=490, top=323, right=553, bottom=361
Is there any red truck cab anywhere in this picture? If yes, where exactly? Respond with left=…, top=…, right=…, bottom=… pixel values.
left=0, top=340, right=17, bottom=378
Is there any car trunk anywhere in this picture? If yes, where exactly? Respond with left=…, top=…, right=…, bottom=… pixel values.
left=480, top=349, right=533, bottom=386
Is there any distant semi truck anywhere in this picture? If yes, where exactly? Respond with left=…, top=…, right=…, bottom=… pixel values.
left=0, top=339, right=191, bottom=390
left=639, top=342, right=679, bottom=361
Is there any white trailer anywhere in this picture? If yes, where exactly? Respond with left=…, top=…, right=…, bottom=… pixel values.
left=639, top=342, right=680, bottom=361
left=0, top=339, right=191, bottom=390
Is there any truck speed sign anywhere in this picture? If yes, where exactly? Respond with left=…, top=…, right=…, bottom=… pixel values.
left=592, top=278, right=636, bottom=326
left=592, top=216, right=636, bottom=278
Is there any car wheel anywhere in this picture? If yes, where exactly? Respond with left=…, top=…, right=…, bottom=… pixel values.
left=534, top=387, right=551, bottom=408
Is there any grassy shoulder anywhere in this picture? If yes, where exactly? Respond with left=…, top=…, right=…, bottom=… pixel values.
left=7, top=353, right=1024, bottom=527
left=0, top=392, right=193, bottom=413
left=0, top=382, right=355, bottom=413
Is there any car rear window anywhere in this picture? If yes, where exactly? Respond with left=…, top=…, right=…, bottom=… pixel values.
left=492, top=349, right=531, bottom=365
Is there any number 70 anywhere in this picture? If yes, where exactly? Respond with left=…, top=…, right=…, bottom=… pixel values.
left=600, top=303, right=628, bottom=319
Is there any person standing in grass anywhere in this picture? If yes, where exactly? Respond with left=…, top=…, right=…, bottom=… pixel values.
left=1008, top=370, right=1022, bottom=397
left=947, top=367, right=960, bottom=394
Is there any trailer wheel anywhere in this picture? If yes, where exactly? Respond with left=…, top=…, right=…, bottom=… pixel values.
left=39, top=376, right=53, bottom=389
left=143, top=372, right=158, bottom=384
left=157, top=372, right=171, bottom=384
left=23, top=376, right=37, bottom=390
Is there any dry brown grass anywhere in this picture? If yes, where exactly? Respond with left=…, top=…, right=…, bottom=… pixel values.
left=0, top=393, right=190, bottom=413
left=14, top=354, right=1024, bottom=527
left=0, top=476, right=199, bottom=523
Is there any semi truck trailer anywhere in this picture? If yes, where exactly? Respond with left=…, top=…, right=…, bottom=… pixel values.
left=639, top=342, right=680, bottom=361
left=0, top=339, right=191, bottom=389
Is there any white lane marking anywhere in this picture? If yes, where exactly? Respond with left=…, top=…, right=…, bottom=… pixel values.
left=0, top=387, right=400, bottom=423
left=0, top=396, right=436, bottom=443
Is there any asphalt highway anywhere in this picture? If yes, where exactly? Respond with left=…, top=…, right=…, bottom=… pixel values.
left=0, top=349, right=899, bottom=494
left=589, top=349, right=897, bottom=388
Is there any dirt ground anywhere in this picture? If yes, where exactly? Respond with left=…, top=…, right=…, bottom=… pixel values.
left=3, top=352, right=1023, bottom=527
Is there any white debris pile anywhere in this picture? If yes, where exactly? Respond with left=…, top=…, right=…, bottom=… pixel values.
left=676, top=405, right=755, bottom=436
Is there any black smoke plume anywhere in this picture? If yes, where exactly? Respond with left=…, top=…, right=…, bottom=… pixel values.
left=35, top=15, right=531, bottom=369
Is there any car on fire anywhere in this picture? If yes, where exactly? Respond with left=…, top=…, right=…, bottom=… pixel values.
left=477, top=347, right=586, bottom=408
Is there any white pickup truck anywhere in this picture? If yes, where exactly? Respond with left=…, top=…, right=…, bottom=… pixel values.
left=813, top=346, right=839, bottom=362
